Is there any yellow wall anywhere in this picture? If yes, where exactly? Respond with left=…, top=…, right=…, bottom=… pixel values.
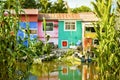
left=84, top=32, right=97, bottom=39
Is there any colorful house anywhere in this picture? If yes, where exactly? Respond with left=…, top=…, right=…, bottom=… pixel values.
left=58, top=66, right=82, bottom=80
left=38, top=13, right=59, bottom=46
left=38, top=13, right=82, bottom=48
left=18, top=9, right=38, bottom=46
left=9, top=9, right=99, bottom=49
left=58, top=14, right=82, bottom=48
left=80, top=12, right=98, bottom=51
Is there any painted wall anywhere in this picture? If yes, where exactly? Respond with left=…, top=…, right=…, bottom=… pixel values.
left=82, top=22, right=97, bottom=50
left=85, top=33, right=97, bottom=39
left=17, top=22, right=38, bottom=46
left=58, top=20, right=82, bottom=48
left=84, top=38, right=93, bottom=51
left=38, top=20, right=58, bottom=45
left=20, top=15, right=38, bottom=22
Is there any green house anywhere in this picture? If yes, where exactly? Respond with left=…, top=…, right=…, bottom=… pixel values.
left=58, top=66, right=82, bottom=80
left=58, top=14, right=82, bottom=48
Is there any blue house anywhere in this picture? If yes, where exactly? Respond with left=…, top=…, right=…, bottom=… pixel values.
left=17, top=9, right=38, bottom=46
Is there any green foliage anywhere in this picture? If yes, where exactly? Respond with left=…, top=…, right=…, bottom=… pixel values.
left=63, top=49, right=75, bottom=57
left=2, top=0, right=68, bottom=13
left=117, top=0, right=120, bottom=10
left=30, top=61, right=58, bottom=77
left=51, top=0, right=68, bottom=13
left=91, top=0, right=120, bottom=79
left=37, top=0, right=52, bottom=13
left=115, top=0, right=120, bottom=31
left=2, top=0, right=22, bottom=9
left=31, top=41, right=44, bottom=56
left=37, top=0, right=68, bottom=13
left=0, top=1, right=39, bottom=79
left=20, top=0, right=37, bottom=9
left=30, top=41, right=52, bottom=57
left=72, top=5, right=92, bottom=13
left=3, top=0, right=37, bottom=9
left=0, top=1, right=30, bottom=79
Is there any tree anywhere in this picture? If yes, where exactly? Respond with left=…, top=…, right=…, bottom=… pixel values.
left=72, top=5, right=92, bottom=13
left=51, top=0, right=68, bottom=13
left=21, top=0, right=37, bottom=9
left=2, top=0, right=20, bottom=9
left=2, top=0, right=37, bottom=9
left=37, top=0, right=52, bottom=13
left=37, top=0, right=68, bottom=13
left=91, top=0, right=120, bottom=79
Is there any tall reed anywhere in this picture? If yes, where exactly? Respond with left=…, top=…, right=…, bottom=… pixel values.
left=91, top=0, right=120, bottom=80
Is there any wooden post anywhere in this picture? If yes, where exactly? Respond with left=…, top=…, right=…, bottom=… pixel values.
left=89, top=64, right=93, bottom=80
left=82, top=65, right=88, bottom=80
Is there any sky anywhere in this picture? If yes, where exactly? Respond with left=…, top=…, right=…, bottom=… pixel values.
left=51, top=0, right=117, bottom=10
left=51, top=0, right=95, bottom=9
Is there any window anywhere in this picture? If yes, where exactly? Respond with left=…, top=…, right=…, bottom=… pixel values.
left=25, top=29, right=37, bottom=40
left=25, top=29, right=37, bottom=34
left=85, top=24, right=95, bottom=32
left=86, top=27, right=95, bottom=32
left=65, top=21, right=76, bottom=31
left=43, top=22, right=53, bottom=31
left=30, top=30, right=37, bottom=34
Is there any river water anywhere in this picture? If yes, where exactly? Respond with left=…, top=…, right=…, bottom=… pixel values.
left=26, top=61, right=96, bottom=80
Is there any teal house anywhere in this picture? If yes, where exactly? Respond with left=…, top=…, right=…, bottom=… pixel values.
left=58, top=66, right=82, bottom=80
left=58, top=14, right=82, bottom=48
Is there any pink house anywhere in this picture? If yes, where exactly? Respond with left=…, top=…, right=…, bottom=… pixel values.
left=38, top=13, right=59, bottom=45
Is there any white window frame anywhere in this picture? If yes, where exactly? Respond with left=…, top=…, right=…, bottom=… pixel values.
left=61, top=40, right=68, bottom=48
left=42, top=22, right=54, bottom=32
left=29, top=28, right=37, bottom=34
left=64, top=20, right=76, bottom=31
left=85, top=24, right=95, bottom=33
left=29, top=27, right=38, bottom=40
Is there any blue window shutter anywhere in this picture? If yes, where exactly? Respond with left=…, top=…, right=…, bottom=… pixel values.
left=29, top=22, right=37, bottom=29
left=19, top=22, right=26, bottom=29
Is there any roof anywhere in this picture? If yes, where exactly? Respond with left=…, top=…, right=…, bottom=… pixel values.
left=38, top=13, right=81, bottom=20
left=5, top=9, right=38, bottom=15
left=21, top=9, right=38, bottom=15
left=79, top=12, right=99, bottom=21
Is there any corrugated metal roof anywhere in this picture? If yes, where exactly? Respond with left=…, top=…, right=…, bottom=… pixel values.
left=38, top=13, right=81, bottom=20
left=79, top=12, right=99, bottom=21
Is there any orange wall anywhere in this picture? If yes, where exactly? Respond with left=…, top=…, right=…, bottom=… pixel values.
left=84, top=33, right=97, bottom=50
left=84, top=38, right=92, bottom=49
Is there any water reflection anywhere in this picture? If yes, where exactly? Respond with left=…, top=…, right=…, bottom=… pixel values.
left=28, top=61, right=95, bottom=80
